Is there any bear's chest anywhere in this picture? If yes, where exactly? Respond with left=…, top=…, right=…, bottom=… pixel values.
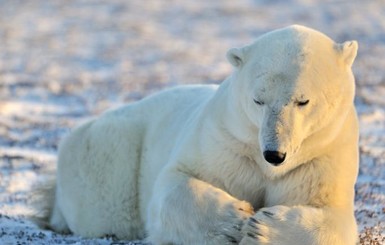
left=201, top=154, right=267, bottom=209
left=263, top=163, right=329, bottom=207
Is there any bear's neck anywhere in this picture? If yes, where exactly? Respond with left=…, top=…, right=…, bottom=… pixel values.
left=204, top=75, right=258, bottom=147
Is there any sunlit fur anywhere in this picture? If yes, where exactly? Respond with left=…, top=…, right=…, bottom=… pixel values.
left=44, top=25, right=359, bottom=245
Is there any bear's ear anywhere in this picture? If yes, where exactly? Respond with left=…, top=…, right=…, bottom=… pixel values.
left=226, top=47, right=244, bottom=68
left=335, top=41, right=358, bottom=67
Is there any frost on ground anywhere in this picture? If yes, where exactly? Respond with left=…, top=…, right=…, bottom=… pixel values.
left=0, top=0, right=384, bottom=244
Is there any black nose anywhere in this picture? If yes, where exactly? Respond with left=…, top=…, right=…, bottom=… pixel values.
left=263, top=151, right=286, bottom=165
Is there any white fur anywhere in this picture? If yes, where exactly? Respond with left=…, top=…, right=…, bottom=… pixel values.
left=48, top=25, right=359, bottom=244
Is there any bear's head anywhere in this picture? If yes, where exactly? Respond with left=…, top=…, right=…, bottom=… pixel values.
left=226, top=25, right=358, bottom=177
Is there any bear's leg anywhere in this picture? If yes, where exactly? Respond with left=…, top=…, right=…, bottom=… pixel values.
left=240, top=205, right=357, bottom=245
left=146, top=170, right=254, bottom=245
left=53, top=117, right=145, bottom=239
left=50, top=200, right=70, bottom=234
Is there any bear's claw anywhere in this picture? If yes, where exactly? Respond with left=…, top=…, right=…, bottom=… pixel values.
left=262, top=210, right=274, bottom=217
left=224, top=234, right=238, bottom=243
left=249, top=217, right=260, bottom=224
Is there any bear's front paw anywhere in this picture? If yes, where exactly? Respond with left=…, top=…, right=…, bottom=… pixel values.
left=209, top=200, right=254, bottom=244
left=239, top=205, right=313, bottom=245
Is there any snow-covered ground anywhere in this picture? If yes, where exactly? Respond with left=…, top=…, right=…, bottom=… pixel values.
left=0, top=0, right=384, bottom=244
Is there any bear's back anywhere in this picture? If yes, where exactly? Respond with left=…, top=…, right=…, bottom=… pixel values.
left=107, top=84, right=219, bottom=127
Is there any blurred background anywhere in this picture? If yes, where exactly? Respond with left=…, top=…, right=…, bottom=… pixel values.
left=0, top=0, right=383, bottom=244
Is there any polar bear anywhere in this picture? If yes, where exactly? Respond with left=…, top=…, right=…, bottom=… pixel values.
left=42, top=25, right=359, bottom=245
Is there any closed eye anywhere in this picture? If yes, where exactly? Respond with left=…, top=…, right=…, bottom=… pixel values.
left=296, top=100, right=309, bottom=107
left=253, top=99, right=264, bottom=105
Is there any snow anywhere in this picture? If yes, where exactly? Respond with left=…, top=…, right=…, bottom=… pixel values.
left=0, top=0, right=384, bottom=244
